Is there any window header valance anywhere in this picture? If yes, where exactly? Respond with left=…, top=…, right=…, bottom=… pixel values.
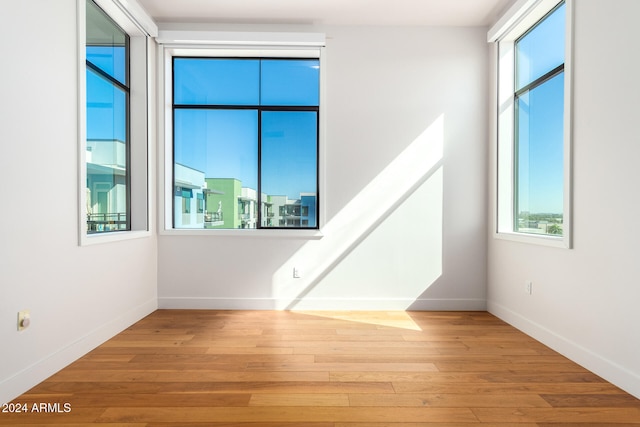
left=94, top=0, right=158, bottom=37
left=156, top=30, right=326, bottom=47
left=487, top=0, right=562, bottom=43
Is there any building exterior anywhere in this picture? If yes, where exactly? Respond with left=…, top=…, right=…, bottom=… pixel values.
left=204, top=178, right=243, bottom=229
left=86, top=139, right=128, bottom=233
left=174, top=163, right=205, bottom=229
left=203, top=179, right=316, bottom=229
left=266, top=193, right=317, bottom=228
left=300, top=192, right=317, bottom=228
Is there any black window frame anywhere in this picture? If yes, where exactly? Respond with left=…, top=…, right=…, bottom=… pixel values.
left=171, top=56, right=320, bottom=230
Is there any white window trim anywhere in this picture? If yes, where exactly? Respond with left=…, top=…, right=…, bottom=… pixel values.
left=157, top=31, right=326, bottom=239
left=489, top=0, right=573, bottom=249
left=78, top=0, right=157, bottom=246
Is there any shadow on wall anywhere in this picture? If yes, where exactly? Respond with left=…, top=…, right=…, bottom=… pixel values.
left=271, top=115, right=445, bottom=310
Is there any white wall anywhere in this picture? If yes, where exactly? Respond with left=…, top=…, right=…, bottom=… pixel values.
left=0, top=0, right=157, bottom=403
left=158, top=25, right=489, bottom=310
left=487, top=0, right=640, bottom=399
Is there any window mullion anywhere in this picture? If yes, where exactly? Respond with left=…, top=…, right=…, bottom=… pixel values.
left=257, top=60, right=263, bottom=229
left=257, top=108, right=263, bottom=229
left=514, top=63, right=564, bottom=98
left=86, top=60, right=130, bottom=93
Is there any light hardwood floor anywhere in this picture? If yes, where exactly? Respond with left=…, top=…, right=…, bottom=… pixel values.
left=2, top=310, right=640, bottom=426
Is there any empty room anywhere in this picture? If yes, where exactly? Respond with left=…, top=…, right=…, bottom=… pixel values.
left=1, top=0, right=639, bottom=425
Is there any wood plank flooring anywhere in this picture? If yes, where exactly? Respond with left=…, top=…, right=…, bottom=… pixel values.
left=2, top=310, right=639, bottom=426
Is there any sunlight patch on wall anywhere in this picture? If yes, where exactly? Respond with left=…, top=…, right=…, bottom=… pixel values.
left=271, top=114, right=445, bottom=310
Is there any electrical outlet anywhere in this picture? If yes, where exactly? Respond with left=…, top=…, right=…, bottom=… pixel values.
left=293, top=267, right=301, bottom=278
left=18, top=310, right=30, bottom=331
left=525, top=281, right=533, bottom=295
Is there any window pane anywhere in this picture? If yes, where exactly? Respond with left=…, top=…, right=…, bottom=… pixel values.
left=261, top=59, right=320, bottom=106
left=86, top=0, right=127, bottom=85
left=86, top=69, right=128, bottom=233
left=174, top=59, right=260, bottom=105
left=515, top=72, right=564, bottom=236
left=516, top=3, right=565, bottom=90
left=174, top=109, right=258, bottom=229
left=86, top=69, right=127, bottom=141
left=261, top=111, right=318, bottom=228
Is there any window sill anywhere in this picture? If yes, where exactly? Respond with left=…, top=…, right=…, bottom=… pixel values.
left=80, top=229, right=151, bottom=246
left=494, top=231, right=570, bottom=249
left=159, top=228, right=324, bottom=240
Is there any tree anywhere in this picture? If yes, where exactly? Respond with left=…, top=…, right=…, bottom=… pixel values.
left=547, top=224, right=562, bottom=235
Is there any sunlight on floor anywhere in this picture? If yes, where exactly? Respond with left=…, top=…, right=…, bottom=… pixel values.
left=293, top=310, right=423, bottom=331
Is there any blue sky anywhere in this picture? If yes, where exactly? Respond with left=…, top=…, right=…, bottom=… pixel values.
left=173, top=58, right=319, bottom=200
left=86, top=46, right=127, bottom=142
left=515, top=2, right=565, bottom=215
left=86, top=53, right=320, bottom=200
left=87, top=8, right=564, bottom=213
left=261, top=111, right=318, bottom=198
left=173, top=108, right=318, bottom=200
left=516, top=73, right=564, bottom=215
left=174, top=109, right=259, bottom=189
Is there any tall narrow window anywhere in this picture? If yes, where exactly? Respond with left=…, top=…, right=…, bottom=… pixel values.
left=491, top=0, right=571, bottom=247
left=85, top=0, right=130, bottom=233
left=172, top=57, right=320, bottom=230
left=514, top=3, right=566, bottom=236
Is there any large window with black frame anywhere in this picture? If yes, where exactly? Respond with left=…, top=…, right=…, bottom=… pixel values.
left=172, top=57, right=320, bottom=230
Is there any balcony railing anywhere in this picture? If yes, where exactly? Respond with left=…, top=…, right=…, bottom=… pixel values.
left=205, top=212, right=223, bottom=222
left=87, top=213, right=128, bottom=233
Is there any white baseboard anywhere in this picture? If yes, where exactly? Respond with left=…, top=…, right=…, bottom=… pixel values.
left=0, top=298, right=157, bottom=404
left=488, top=301, right=640, bottom=400
left=158, top=296, right=487, bottom=311
left=407, top=298, right=487, bottom=311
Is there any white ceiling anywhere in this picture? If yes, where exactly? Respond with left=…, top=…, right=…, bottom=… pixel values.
left=137, top=0, right=515, bottom=27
